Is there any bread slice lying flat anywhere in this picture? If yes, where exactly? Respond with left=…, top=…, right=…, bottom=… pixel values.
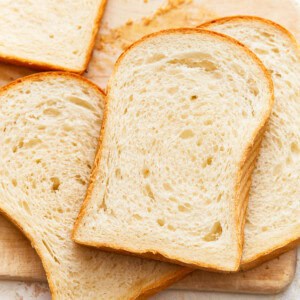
left=200, top=16, right=300, bottom=269
left=0, top=73, right=189, bottom=299
left=0, top=1, right=106, bottom=73
left=74, top=29, right=273, bottom=272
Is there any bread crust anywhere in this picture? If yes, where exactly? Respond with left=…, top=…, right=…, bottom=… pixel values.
left=199, top=15, right=300, bottom=270
left=0, top=72, right=105, bottom=300
left=0, top=0, right=107, bottom=74
left=74, top=28, right=274, bottom=274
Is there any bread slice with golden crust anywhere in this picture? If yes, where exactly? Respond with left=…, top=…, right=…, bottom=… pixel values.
left=0, top=0, right=106, bottom=73
left=0, top=72, right=189, bottom=299
left=200, top=16, right=300, bottom=270
left=74, top=28, right=273, bottom=272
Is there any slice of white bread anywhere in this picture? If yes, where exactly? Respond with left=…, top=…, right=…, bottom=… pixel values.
left=200, top=16, right=300, bottom=269
left=0, top=73, right=189, bottom=299
left=0, top=1, right=106, bottom=73
left=73, top=29, right=273, bottom=272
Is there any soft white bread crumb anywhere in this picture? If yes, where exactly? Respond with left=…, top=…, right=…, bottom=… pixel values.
left=0, top=73, right=186, bottom=299
left=0, top=1, right=106, bottom=72
left=74, top=29, right=273, bottom=272
left=201, top=16, right=300, bottom=268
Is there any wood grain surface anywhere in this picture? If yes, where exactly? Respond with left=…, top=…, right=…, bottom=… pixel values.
left=0, top=0, right=299, bottom=295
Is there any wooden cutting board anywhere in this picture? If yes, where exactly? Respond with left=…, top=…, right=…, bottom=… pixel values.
left=0, top=216, right=297, bottom=294
left=0, top=0, right=299, bottom=295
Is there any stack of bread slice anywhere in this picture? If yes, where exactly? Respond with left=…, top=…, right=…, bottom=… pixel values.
left=0, top=4, right=298, bottom=299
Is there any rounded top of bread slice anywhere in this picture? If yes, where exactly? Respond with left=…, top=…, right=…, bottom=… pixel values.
left=74, top=28, right=273, bottom=271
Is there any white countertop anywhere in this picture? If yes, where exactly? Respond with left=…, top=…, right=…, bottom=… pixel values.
left=0, top=248, right=298, bottom=299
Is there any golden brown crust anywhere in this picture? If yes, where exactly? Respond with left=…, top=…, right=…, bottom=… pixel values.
left=0, top=72, right=105, bottom=300
left=242, top=238, right=300, bottom=271
left=0, top=0, right=107, bottom=74
left=74, top=28, right=274, bottom=275
left=200, top=15, right=299, bottom=271
left=199, top=15, right=299, bottom=49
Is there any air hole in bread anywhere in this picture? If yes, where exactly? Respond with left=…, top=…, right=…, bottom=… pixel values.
left=196, top=139, right=202, bottom=147
left=163, top=182, right=173, bottom=192
left=133, top=214, right=143, bottom=220
left=262, top=226, right=269, bottom=232
left=77, top=25, right=82, bottom=30
left=202, top=156, right=213, bottom=168
left=49, top=34, right=54, bottom=39
left=144, top=184, right=154, bottom=200
left=25, top=90, right=31, bottom=94
left=167, top=224, right=175, bottom=231
left=72, top=50, right=79, bottom=55
left=242, top=110, right=247, bottom=118
left=168, top=58, right=217, bottom=72
left=25, top=138, right=42, bottom=148
left=142, top=168, right=150, bottom=178
left=255, top=48, right=268, bottom=55
left=115, top=169, right=122, bottom=179
left=22, top=201, right=32, bottom=215
left=272, top=48, right=279, bottom=54
left=68, top=96, right=95, bottom=112
left=217, top=193, right=223, bottom=202
left=157, top=219, right=165, bottom=226
left=75, top=175, right=86, bottom=185
left=123, top=108, right=128, bottom=115
left=146, top=53, right=166, bottom=64
left=190, top=95, right=198, bottom=101
left=38, top=125, right=46, bottom=130
left=169, top=196, right=178, bottom=203
left=44, top=108, right=61, bottom=117
left=18, top=139, right=24, bottom=149
left=203, top=221, right=223, bottom=242
left=291, top=142, right=300, bottom=154
left=147, top=207, right=152, bottom=212
left=180, top=129, right=194, bottom=139
left=178, top=204, right=190, bottom=212
left=12, top=179, right=17, bottom=187
left=51, top=177, right=60, bottom=191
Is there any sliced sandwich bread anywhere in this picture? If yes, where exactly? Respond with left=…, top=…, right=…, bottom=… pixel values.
left=0, top=73, right=189, bottom=299
left=200, top=16, right=300, bottom=269
left=0, top=0, right=106, bottom=73
left=73, top=29, right=274, bottom=272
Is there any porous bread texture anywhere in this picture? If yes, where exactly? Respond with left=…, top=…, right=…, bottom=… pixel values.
left=74, top=29, right=273, bottom=272
left=0, top=0, right=106, bottom=72
left=0, top=73, right=188, bottom=300
left=201, top=16, right=300, bottom=269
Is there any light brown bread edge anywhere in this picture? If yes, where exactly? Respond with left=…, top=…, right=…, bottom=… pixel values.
left=0, top=71, right=107, bottom=300
left=0, top=0, right=107, bottom=74
left=73, top=28, right=274, bottom=274
left=199, top=15, right=300, bottom=271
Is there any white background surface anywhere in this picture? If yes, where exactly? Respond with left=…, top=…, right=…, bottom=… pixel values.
left=0, top=0, right=299, bottom=299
